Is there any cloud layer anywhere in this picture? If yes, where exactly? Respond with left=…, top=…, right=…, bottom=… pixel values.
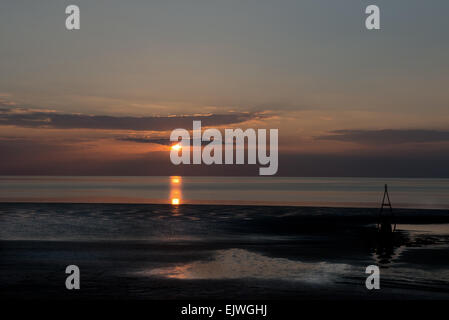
left=317, top=129, right=449, bottom=145
left=0, top=107, right=261, bottom=131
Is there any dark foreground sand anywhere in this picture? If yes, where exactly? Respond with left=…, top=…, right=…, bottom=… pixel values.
left=1, top=203, right=448, bottom=299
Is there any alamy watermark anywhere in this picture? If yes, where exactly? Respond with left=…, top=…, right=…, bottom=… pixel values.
left=65, top=4, right=380, bottom=31
left=365, top=265, right=380, bottom=290
left=170, top=121, right=278, bottom=175
left=65, top=265, right=80, bottom=290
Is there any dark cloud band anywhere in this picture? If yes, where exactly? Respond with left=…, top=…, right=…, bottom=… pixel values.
left=0, top=108, right=259, bottom=131
left=317, top=129, right=449, bottom=144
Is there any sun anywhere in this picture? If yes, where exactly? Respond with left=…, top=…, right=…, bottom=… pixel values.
left=171, top=143, right=181, bottom=151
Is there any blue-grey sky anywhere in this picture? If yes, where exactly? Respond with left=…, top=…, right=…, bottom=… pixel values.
left=0, top=0, right=448, bottom=176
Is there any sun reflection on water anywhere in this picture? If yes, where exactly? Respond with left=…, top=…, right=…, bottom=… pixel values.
left=170, top=176, right=182, bottom=206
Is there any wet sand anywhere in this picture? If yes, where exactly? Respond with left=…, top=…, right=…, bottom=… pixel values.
left=1, top=203, right=448, bottom=300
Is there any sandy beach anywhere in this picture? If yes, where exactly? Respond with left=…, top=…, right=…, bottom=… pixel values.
left=1, top=203, right=448, bottom=300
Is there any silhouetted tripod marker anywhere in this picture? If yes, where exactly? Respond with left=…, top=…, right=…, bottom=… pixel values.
left=365, top=184, right=398, bottom=289
left=378, top=184, right=396, bottom=233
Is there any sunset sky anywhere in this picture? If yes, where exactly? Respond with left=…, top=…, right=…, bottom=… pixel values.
left=1, top=0, right=448, bottom=176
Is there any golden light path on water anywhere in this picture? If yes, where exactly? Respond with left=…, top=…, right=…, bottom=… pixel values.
left=170, top=176, right=182, bottom=205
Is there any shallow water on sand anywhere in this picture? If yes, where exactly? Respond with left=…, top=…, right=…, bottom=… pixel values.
left=141, top=248, right=353, bottom=283
left=1, top=203, right=448, bottom=299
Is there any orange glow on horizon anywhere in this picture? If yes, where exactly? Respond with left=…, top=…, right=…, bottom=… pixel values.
left=171, top=143, right=181, bottom=151
left=171, top=198, right=180, bottom=205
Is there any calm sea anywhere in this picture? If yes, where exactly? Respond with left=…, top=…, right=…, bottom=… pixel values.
left=0, top=176, right=448, bottom=209
left=1, top=176, right=449, bottom=299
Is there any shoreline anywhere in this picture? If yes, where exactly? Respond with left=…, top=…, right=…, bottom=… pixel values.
left=1, top=199, right=449, bottom=210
